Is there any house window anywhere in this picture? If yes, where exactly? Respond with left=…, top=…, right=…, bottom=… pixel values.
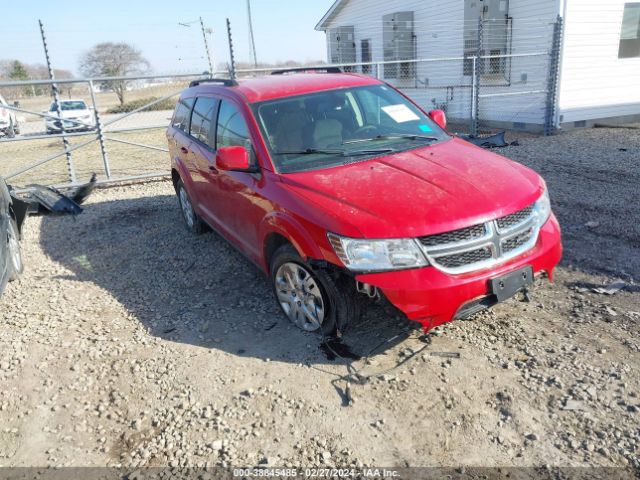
left=382, top=11, right=416, bottom=79
left=463, top=0, right=512, bottom=80
left=619, top=3, right=640, bottom=58
left=329, top=26, right=356, bottom=71
left=361, top=39, right=372, bottom=74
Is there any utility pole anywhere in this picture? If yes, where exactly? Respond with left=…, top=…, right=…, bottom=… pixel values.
left=39, top=19, right=75, bottom=183
left=247, top=0, right=258, bottom=68
left=179, top=18, right=214, bottom=76
left=199, top=17, right=214, bottom=76
left=226, top=18, right=237, bottom=80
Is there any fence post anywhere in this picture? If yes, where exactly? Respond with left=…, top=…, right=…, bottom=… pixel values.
left=88, top=80, right=112, bottom=179
left=39, top=19, right=76, bottom=183
left=470, top=57, right=477, bottom=135
left=226, top=18, right=237, bottom=80
left=544, top=15, right=563, bottom=136
left=470, top=17, right=483, bottom=136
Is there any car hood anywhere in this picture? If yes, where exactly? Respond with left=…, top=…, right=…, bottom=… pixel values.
left=280, top=138, right=544, bottom=238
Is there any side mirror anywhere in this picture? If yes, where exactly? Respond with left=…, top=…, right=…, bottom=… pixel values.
left=428, top=109, right=447, bottom=130
left=216, top=146, right=255, bottom=172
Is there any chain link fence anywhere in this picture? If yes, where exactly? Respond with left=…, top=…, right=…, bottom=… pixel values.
left=0, top=74, right=200, bottom=188
left=0, top=17, right=562, bottom=188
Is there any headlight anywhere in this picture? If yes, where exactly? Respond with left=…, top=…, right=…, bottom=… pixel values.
left=533, top=187, right=551, bottom=226
left=327, top=233, right=429, bottom=272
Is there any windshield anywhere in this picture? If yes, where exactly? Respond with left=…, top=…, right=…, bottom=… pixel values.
left=252, top=84, right=448, bottom=173
left=50, top=101, right=88, bottom=112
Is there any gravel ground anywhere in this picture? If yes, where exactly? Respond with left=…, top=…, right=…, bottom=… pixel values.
left=0, top=127, right=638, bottom=472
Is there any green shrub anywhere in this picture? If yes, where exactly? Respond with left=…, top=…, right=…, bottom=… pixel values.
left=107, top=97, right=176, bottom=114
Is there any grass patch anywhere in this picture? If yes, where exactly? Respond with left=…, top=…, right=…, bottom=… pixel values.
left=106, top=97, right=177, bottom=114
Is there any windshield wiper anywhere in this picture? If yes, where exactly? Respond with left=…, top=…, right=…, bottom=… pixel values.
left=273, top=147, right=394, bottom=157
left=343, top=134, right=440, bottom=145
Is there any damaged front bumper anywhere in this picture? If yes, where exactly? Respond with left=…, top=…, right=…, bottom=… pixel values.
left=354, top=215, right=562, bottom=332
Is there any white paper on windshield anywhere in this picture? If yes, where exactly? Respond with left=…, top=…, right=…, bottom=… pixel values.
left=381, top=104, right=420, bottom=123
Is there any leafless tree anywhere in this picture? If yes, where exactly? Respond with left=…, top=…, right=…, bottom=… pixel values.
left=79, top=42, right=150, bottom=105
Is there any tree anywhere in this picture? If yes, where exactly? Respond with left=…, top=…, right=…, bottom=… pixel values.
left=79, top=42, right=150, bottom=106
left=8, top=61, right=28, bottom=81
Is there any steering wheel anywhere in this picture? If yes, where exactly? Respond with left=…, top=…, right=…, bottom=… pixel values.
left=352, top=125, right=378, bottom=137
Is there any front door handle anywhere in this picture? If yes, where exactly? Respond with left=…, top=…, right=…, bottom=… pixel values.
left=180, top=146, right=189, bottom=154
left=208, top=165, right=219, bottom=174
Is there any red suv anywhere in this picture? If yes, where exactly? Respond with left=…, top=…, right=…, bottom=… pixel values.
left=167, top=71, right=562, bottom=334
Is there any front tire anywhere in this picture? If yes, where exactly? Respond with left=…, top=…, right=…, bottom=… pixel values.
left=269, top=244, right=359, bottom=335
left=176, top=179, right=206, bottom=234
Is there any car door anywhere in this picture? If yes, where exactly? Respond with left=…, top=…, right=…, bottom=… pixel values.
left=187, top=96, right=222, bottom=228
left=212, top=99, right=268, bottom=262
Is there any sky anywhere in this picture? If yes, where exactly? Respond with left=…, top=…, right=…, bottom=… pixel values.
left=1, top=0, right=335, bottom=75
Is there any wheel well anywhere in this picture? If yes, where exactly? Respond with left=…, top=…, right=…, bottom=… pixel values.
left=264, top=233, right=292, bottom=272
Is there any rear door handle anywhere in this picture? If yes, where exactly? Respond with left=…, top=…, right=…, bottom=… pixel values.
left=180, top=146, right=189, bottom=154
left=208, top=165, right=218, bottom=173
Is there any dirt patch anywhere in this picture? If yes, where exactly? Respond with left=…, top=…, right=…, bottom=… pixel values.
left=0, top=128, right=638, bottom=470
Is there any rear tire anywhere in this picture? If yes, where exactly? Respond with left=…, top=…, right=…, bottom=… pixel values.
left=176, top=179, right=206, bottom=234
left=7, top=217, right=23, bottom=281
left=269, top=244, right=360, bottom=335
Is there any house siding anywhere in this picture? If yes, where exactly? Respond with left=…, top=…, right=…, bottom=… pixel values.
left=321, top=0, right=560, bottom=127
left=558, top=0, right=640, bottom=124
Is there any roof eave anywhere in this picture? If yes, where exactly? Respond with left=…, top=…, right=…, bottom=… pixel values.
left=315, top=0, right=347, bottom=31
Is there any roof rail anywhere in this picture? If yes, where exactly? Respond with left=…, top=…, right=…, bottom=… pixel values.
left=189, top=78, right=238, bottom=88
left=270, top=66, right=343, bottom=75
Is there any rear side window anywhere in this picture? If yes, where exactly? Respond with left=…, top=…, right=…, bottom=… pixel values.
left=190, top=97, right=218, bottom=148
left=172, top=97, right=194, bottom=132
left=217, top=101, right=251, bottom=149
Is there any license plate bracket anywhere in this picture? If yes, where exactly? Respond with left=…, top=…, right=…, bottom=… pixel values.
left=490, top=265, right=533, bottom=302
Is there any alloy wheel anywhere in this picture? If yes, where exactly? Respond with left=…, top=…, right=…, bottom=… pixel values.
left=179, top=187, right=195, bottom=228
left=275, top=262, right=326, bottom=331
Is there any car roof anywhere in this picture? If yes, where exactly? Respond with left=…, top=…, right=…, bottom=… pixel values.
left=188, top=73, right=383, bottom=103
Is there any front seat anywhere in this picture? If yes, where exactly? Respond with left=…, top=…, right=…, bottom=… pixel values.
left=312, top=119, right=343, bottom=149
left=273, top=103, right=306, bottom=152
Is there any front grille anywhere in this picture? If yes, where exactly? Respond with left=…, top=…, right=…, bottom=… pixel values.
left=502, top=228, right=534, bottom=253
left=419, top=224, right=486, bottom=247
left=419, top=202, right=539, bottom=274
left=496, top=205, right=533, bottom=231
left=436, top=247, right=492, bottom=268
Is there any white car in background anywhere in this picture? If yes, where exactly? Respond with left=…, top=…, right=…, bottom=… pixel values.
left=44, top=99, right=96, bottom=134
left=0, top=94, right=20, bottom=138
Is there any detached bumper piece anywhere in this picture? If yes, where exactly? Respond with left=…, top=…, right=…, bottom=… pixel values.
left=459, top=132, right=510, bottom=148
left=9, top=173, right=97, bottom=229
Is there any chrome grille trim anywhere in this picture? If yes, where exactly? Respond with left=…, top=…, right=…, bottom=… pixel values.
left=419, top=224, right=486, bottom=247
left=418, top=203, right=541, bottom=274
left=496, top=205, right=534, bottom=231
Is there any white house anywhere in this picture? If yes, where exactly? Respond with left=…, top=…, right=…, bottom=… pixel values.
left=316, top=0, right=640, bottom=132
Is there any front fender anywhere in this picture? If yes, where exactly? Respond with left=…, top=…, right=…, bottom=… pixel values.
left=259, top=211, right=326, bottom=270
